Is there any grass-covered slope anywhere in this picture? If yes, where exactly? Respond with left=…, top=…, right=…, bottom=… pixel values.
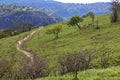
left=22, top=14, right=120, bottom=66
left=21, top=14, right=120, bottom=79
left=37, top=66, right=120, bottom=80
left=0, top=14, right=120, bottom=80
left=0, top=31, right=30, bottom=59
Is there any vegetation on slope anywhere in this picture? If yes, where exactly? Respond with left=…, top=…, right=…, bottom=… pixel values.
left=37, top=66, right=120, bottom=80
left=0, top=0, right=111, bottom=19
left=0, top=31, right=30, bottom=59
left=0, top=1, right=120, bottom=79
left=23, top=14, right=119, bottom=63
left=21, top=14, right=120, bottom=78
left=0, top=4, right=62, bottom=29
left=0, top=14, right=120, bottom=80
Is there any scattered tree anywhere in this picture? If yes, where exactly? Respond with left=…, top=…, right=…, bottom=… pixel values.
left=20, top=56, right=49, bottom=80
left=43, top=22, right=49, bottom=26
left=95, top=20, right=100, bottom=30
left=88, top=12, right=95, bottom=26
left=13, top=21, right=34, bottom=33
left=68, top=15, right=83, bottom=30
left=110, top=0, right=120, bottom=22
left=0, top=28, right=13, bottom=39
left=13, top=21, right=21, bottom=31
left=82, top=11, right=95, bottom=26
left=23, top=22, right=34, bottom=31
left=3, top=28, right=13, bottom=36
left=46, top=25, right=62, bottom=39
left=58, top=50, right=94, bottom=80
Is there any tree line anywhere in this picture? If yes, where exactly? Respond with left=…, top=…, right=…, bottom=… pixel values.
left=0, top=22, right=34, bottom=39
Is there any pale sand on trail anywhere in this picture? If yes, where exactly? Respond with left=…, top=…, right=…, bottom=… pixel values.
left=16, top=27, right=43, bottom=63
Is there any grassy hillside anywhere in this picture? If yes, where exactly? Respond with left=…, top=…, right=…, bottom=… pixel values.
left=37, top=66, right=120, bottom=80
left=22, top=14, right=120, bottom=66
left=0, top=31, right=31, bottom=59
left=0, top=14, right=120, bottom=80
left=21, top=14, right=120, bottom=79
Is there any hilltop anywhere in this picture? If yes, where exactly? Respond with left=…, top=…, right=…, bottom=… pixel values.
left=0, top=0, right=111, bottom=19
left=0, top=4, right=62, bottom=29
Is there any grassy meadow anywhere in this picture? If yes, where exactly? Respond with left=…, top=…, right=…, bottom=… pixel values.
left=0, top=14, right=120, bottom=80
left=0, top=31, right=31, bottom=60
left=22, top=14, right=120, bottom=66
left=21, top=14, right=120, bottom=79
left=37, top=66, right=120, bottom=80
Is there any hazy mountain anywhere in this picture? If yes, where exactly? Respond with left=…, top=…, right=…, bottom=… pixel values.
left=0, top=0, right=111, bottom=19
left=0, top=4, right=63, bottom=29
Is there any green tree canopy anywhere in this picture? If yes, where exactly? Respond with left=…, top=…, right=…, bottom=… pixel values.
left=87, top=12, right=95, bottom=25
left=82, top=11, right=95, bottom=26
left=68, top=15, right=83, bottom=30
left=46, top=24, right=62, bottom=39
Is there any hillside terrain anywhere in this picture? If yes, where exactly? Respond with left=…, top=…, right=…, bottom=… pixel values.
left=22, top=14, right=120, bottom=65
left=21, top=14, right=120, bottom=79
left=0, top=0, right=120, bottom=79
left=37, top=66, right=120, bottom=80
left=0, top=0, right=111, bottom=19
left=0, top=4, right=62, bottom=29
left=0, top=14, right=120, bottom=80
left=0, top=31, right=31, bottom=59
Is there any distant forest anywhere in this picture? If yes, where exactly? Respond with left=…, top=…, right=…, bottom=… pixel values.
left=0, top=4, right=63, bottom=29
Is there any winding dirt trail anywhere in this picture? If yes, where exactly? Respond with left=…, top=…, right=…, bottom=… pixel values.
left=16, top=28, right=42, bottom=63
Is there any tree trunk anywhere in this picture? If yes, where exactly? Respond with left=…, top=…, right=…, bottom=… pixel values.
left=76, top=24, right=81, bottom=30
left=55, top=33, right=59, bottom=39
left=92, top=18, right=94, bottom=27
left=30, top=76, right=34, bottom=80
left=73, top=71, right=79, bottom=80
left=111, top=9, right=119, bottom=22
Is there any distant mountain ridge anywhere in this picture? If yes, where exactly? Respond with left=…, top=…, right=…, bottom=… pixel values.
left=0, top=4, right=63, bottom=29
left=0, top=0, right=111, bottom=19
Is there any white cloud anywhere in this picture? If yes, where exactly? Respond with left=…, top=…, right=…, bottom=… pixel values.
left=54, top=0, right=111, bottom=3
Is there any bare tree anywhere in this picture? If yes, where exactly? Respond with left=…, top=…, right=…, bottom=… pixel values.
left=20, top=56, right=49, bottom=80
left=111, top=0, right=120, bottom=22
left=13, top=21, right=21, bottom=31
left=58, top=50, right=95, bottom=80
left=0, top=54, right=21, bottom=80
left=95, top=20, right=100, bottom=30
left=23, top=22, right=34, bottom=31
left=0, top=55, right=49, bottom=80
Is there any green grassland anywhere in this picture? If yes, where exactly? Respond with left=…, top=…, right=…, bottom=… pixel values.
left=37, top=66, right=120, bottom=80
left=21, top=14, right=120, bottom=79
left=0, top=31, right=31, bottom=60
left=22, top=14, right=120, bottom=66
left=0, top=14, right=120, bottom=80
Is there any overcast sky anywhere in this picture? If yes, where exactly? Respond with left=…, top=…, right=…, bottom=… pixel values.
left=53, top=0, right=111, bottom=3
